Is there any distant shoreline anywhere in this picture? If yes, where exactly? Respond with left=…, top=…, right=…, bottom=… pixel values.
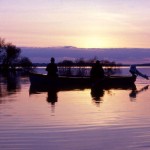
left=33, top=63, right=150, bottom=67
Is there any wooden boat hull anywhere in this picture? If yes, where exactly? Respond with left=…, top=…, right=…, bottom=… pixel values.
left=29, top=72, right=136, bottom=91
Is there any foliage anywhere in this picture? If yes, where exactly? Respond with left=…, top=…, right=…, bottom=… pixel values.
left=0, top=38, right=5, bottom=62
left=0, top=38, right=33, bottom=71
left=58, top=60, right=74, bottom=66
left=57, top=57, right=121, bottom=76
left=19, top=57, right=33, bottom=68
left=2, top=43, right=21, bottom=69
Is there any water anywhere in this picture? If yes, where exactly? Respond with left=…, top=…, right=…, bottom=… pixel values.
left=0, top=67, right=150, bottom=150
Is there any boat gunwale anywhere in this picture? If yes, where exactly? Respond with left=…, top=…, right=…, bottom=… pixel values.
left=29, top=72, right=134, bottom=79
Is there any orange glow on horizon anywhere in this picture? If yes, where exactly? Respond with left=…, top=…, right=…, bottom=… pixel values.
left=1, top=1, right=150, bottom=48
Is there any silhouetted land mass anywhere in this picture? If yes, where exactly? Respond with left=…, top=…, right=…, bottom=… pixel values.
left=32, top=62, right=150, bottom=67
left=0, top=38, right=33, bottom=72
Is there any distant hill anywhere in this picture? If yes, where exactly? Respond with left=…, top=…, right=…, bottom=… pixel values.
left=21, top=47, right=150, bottom=64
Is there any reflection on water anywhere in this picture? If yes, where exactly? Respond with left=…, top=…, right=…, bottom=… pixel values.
left=30, top=82, right=138, bottom=108
left=47, top=86, right=58, bottom=113
left=129, top=85, right=149, bottom=101
left=0, top=68, right=150, bottom=150
left=0, top=72, right=21, bottom=103
left=90, top=84, right=149, bottom=107
left=47, top=88, right=58, bottom=105
left=91, top=86, right=104, bottom=106
left=5, top=72, right=21, bottom=92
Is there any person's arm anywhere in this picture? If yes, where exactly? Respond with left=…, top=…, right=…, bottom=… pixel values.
left=136, top=69, right=149, bottom=79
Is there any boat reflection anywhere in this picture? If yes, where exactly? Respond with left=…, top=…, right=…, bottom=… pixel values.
left=129, top=85, right=149, bottom=101
left=30, top=83, right=137, bottom=107
left=90, top=84, right=137, bottom=106
left=29, top=83, right=89, bottom=106
left=92, top=84, right=148, bottom=103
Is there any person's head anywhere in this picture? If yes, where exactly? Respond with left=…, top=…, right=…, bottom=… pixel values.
left=131, top=65, right=136, bottom=69
left=95, top=60, right=103, bottom=68
left=51, top=57, right=55, bottom=63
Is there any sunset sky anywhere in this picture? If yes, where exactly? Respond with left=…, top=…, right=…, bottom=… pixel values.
left=1, top=0, right=150, bottom=48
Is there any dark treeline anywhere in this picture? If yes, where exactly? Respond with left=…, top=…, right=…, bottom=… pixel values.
left=58, top=58, right=121, bottom=67
left=32, top=62, right=150, bottom=67
left=56, top=58, right=121, bottom=77
left=33, top=58, right=122, bottom=67
left=0, top=38, right=33, bottom=72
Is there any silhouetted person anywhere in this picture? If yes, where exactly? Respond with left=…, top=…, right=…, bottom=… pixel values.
left=90, top=60, right=104, bottom=78
left=129, top=65, right=149, bottom=80
left=46, top=57, right=58, bottom=78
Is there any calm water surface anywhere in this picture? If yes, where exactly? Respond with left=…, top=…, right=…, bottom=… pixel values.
left=0, top=67, right=150, bottom=150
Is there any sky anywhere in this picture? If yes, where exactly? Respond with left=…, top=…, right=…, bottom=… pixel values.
left=1, top=0, right=150, bottom=48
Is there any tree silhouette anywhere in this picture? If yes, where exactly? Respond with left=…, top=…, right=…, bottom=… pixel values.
left=0, top=38, right=5, bottom=63
left=0, top=38, right=33, bottom=71
left=19, top=57, right=33, bottom=69
left=2, top=43, right=21, bottom=69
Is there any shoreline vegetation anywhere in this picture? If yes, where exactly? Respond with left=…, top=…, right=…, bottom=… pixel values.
left=0, top=38, right=150, bottom=76
left=0, top=38, right=33, bottom=73
left=30, top=61, right=150, bottom=77
left=32, top=62, right=150, bottom=67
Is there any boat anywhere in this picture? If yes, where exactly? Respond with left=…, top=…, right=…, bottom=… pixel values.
left=29, top=72, right=136, bottom=90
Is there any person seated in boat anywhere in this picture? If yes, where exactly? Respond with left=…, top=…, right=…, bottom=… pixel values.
left=46, top=57, right=58, bottom=78
left=90, top=60, right=105, bottom=81
left=129, top=65, right=149, bottom=80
